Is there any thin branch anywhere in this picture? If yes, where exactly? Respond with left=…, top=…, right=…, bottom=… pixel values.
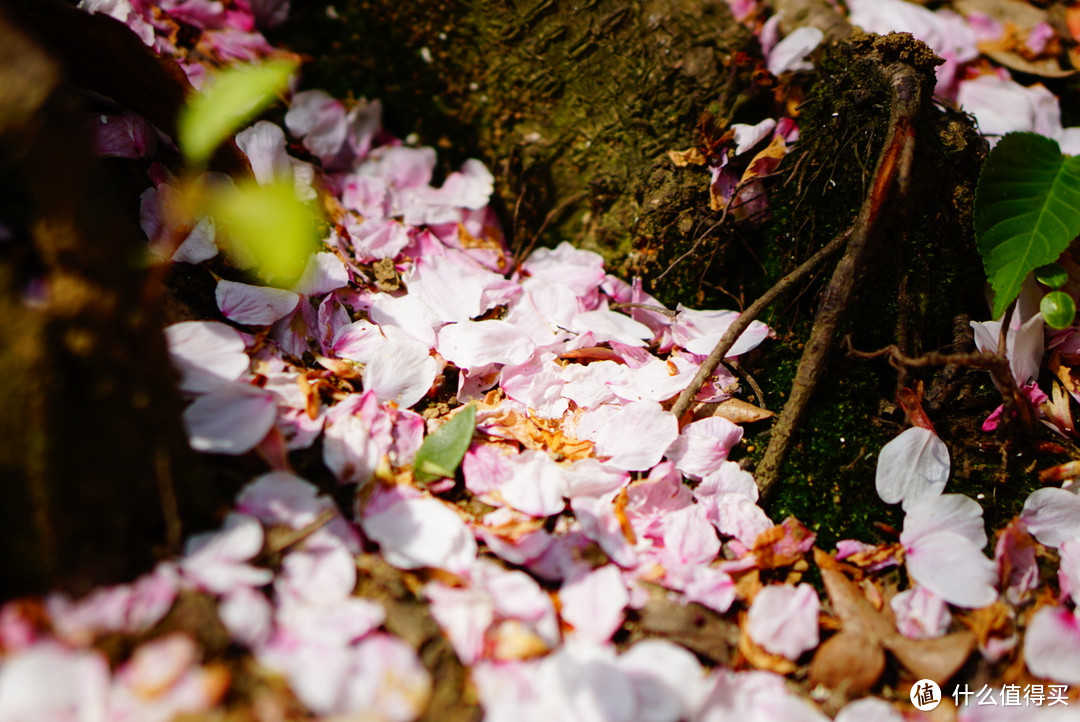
left=669, top=225, right=851, bottom=420
left=755, top=55, right=926, bottom=501
left=512, top=191, right=587, bottom=269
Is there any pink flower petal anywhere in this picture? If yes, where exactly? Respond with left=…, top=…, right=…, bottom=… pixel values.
left=875, top=427, right=950, bottom=509
left=438, top=320, right=535, bottom=370
left=746, top=584, right=820, bottom=659
left=165, top=320, right=248, bottom=393
left=559, top=565, right=629, bottom=644
left=361, top=488, right=477, bottom=573
left=181, top=513, right=272, bottom=594
left=902, top=494, right=988, bottom=549
left=666, top=416, right=744, bottom=480
left=0, top=643, right=109, bottom=721
left=891, top=585, right=952, bottom=639
left=1024, top=605, right=1080, bottom=684
left=289, top=251, right=349, bottom=296
left=235, top=120, right=291, bottom=185
left=617, top=639, right=709, bottom=722
left=182, top=382, right=277, bottom=454
left=904, top=530, right=998, bottom=608
left=1022, top=487, right=1080, bottom=548
left=499, top=450, right=567, bottom=517
left=216, top=279, right=300, bottom=326
left=576, top=401, right=679, bottom=471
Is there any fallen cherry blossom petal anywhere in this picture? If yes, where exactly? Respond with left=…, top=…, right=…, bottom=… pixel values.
left=182, top=382, right=277, bottom=455
left=746, top=583, right=821, bottom=660
left=1021, top=487, right=1080, bottom=548
left=559, top=564, right=629, bottom=644
left=576, top=400, right=678, bottom=471
left=665, top=416, right=744, bottom=480
left=891, top=585, right=952, bottom=639
left=165, top=320, right=249, bottom=394
left=360, top=488, right=477, bottom=573
left=0, top=642, right=110, bottom=721
left=181, top=512, right=272, bottom=594
left=1024, top=605, right=1080, bottom=684
left=875, top=426, right=951, bottom=509
left=216, top=279, right=300, bottom=326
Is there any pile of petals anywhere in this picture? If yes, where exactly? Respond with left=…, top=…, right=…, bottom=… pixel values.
left=6, top=1, right=1080, bottom=721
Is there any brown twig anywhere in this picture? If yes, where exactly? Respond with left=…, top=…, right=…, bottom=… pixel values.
left=669, top=226, right=851, bottom=420
left=512, top=191, right=587, bottom=269
left=754, top=48, right=928, bottom=500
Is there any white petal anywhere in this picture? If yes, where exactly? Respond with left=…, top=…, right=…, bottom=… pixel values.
left=905, top=531, right=998, bottom=608
left=362, top=492, right=477, bottom=573
left=216, top=279, right=300, bottom=326
left=289, top=251, right=349, bottom=296
left=182, top=382, right=277, bottom=454
left=164, top=320, right=248, bottom=393
left=1021, top=487, right=1080, bottom=548
left=875, top=427, right=950, bottom=509
left=362, top=334, right=437, bottom=408
left=766, top=26, right=823, bottom=75
left=558, top=565, right=628, bottom=644
left=901, top=493, right=987, bottom=549
left=438, top=320, right=535, bottom=370
left=235, top=120, right=291, bottom=185
left=1024, top=606, right=1080, bottom=684
left=575, top=401, right=678, bottom=472
left=746, top=584, right=820, bottom=659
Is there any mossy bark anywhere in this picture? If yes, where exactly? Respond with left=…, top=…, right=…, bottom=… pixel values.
left=283, top=0, right=759, bottom=291
left=0, top=7, right=221, bottom=598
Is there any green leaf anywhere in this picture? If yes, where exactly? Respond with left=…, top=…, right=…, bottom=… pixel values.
left=412, top=404, right=477, bottom=483
left=178, top=60, right=297, bottom=166
left=1041, top=290, right=1077, bottom=330
left=1034, top=262, right=1069, bottom=289
left=209, top=178, right=320, bottom=285
left=975, top=132, right=1080, bottom=319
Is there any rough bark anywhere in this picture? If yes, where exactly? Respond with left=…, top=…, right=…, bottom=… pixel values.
left=285, top=0, right=759, bottom=291
left=0, top=6, right=222, bottom=598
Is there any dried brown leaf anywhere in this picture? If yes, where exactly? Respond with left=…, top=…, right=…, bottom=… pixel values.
left=883, top=630, right=976, bottom=683
left=808, top=630, right=886, bottom=695
left=692, top=398, right=774, bottom=424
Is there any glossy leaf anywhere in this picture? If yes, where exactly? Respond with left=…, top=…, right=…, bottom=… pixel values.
left=1041, top=290, right=1077, bottom=330
left=974, top=132, right=1080, bottom=319
left=1035, top=262, right=1069, bottom=289
left=179, top=60, right=297, bottom=166
left=209, top=178, right=320, bottom=285
left=412, top=404, right=476, bottom=483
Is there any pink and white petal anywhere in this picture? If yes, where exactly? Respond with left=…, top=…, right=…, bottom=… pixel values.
left=697, top=461, right=759, bottom=501
left=901, top=493, right=988, bottom=549
left=275, top=596, right=385, bottom=648
left=1024, top=606, right=1080, bottom=684
left=235, top=471, right=336, bottom=529
left=766, top=26, right=823, bottom=75
left=875, top=427, right=950, bottom=509
left=438, top=320, right=535, bottom=370
left=500, top=450, right=567, bottom=517
left=277, top=546, right=358, bottom=604
left=996, top=519, right=1040, bottom=606
left=617, top=639, right=709, bottom=722
left=673, top=306, right=770, bottom=357
left=835, top=698, right=903, bottom=722
left=260, top=642, right=350, bottom=715
left=662, top=504, right=721, bottom=566
left=682, top=565, right=737, bottom=614
left=905, top=531, right=998, bottom=608
left=289, top=251, right=349, bottom=296
left=218, top=586, right=273, bottom=648
left=665, top=416, right=744, bottom=480
left=235, top=120, right=291, bottom=185
left=1061, top=538, right=1080, bottom=607
left=571, top=495, right=639, bottom=569
left=1021, top=487, right=1080, bottom=549
left=890, top=585, right=952, bottom=639
left=340, top=634, right=432, bottom=721
left=182, top=382, right=277, bottom=454
left=732, top=119, right=778, bottom=156
left=569, top=308, right=654, bottom=347
left=712, top=494, right=773, bottom=546
left=362, top=333, right=437, bottom=408
left=576, top=400, right=678, bottom=471
left=559, top=565, right=629, bottom=644
left=425, top=581, right=495, bottom=665
left=172, top=217, right=218, bottom=264
left=361, top=489, right=477, bottom=573
left=500, top=352, right=569, bottom=418
left=181, top=513, right=273, bottom=594
left=520, top=242, right=606, bottom=299
left=216, top=280, right=300, bottom=326
left=746, top=583, right=820, bottom=659
left=165, top=320, right=248, bottom=393
left=0, top=643, right=110, bottom=721
left=561, top=458, right=629, bottom=499
left=284, top=89, right=347, bottom=162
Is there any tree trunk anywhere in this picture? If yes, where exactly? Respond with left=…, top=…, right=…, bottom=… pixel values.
left=0, top=5, right=222, bottom=598
left=285, top=0, right=758, bottom=298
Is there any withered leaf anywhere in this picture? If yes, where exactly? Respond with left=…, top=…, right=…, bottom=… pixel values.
left=884, top=630, right=976, bottom=683
left=809, top=630, right=886, bottom=695
left=692, top=398, right=774, bottom=424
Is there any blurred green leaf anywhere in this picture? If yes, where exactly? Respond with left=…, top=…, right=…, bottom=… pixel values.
left=210, top=178, right=319, bottom=285
left=413, top=404, right=477, bottom=483
left=179, top=60, right=297, bottom=166
left=1034, top=262, right=1069, bottom=290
